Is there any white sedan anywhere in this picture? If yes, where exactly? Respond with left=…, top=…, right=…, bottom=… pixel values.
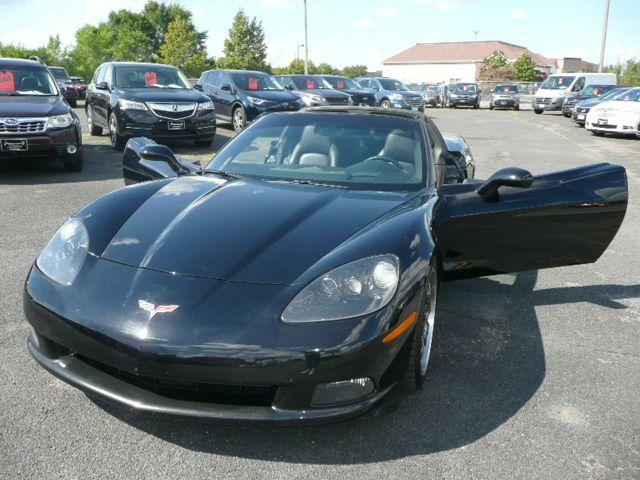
left=586, top=87, right=640, bottom=137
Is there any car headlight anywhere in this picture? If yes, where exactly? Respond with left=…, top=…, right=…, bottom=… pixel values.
left=36, top=218, right=89, bottom=286
left=247, top=96, right=270, bottom=106
left=118, top=98, right=147, bottom=110
left=390, top=93, right=404, bottom=101
left=299, top=93, right=326, bottom=106
left=197, top=100, right=214, bottom=110
left=281, top=254, right=400, bottom=323
left=46, top=113, right=74, bottom=129
left=449, top=93, right=458, bottom=98
left=347, top=95, right=354, bottom=105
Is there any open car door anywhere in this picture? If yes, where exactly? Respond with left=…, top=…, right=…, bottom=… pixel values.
left=434, top=163, right=628, bottom=281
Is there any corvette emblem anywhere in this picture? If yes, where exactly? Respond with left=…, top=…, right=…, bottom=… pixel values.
left=138, top=300, right=179, bottom=318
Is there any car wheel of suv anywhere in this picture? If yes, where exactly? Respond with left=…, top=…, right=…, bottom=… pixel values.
left=403, top=263, right=438, bottom=393
left=68, top=99, right=77, bottom=109
left=232, top=106, right=247, bottom=133
left=63, top=151, right=84, bottom=172
left=109, top=113, right=126, bottom=151
left=380, top=100, right=391, bottom=108
left=86, top=105, right=103, bottom=136
left=489, top=104, right=494, bottom=110
left=534, top=109, right=543, bottom=114
left=515, top=105, right=520, bottom=111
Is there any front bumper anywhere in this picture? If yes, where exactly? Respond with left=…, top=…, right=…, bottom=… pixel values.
left=532, top=97, right=565, bottom=111
left=572, top=109, right=590, bottom=124
left=586, top=118, right=639, bottom=135
left=0, top=124, right=81, bottom=160
left=116, top=108, right=216, bottom=141
left=562, top=103, right=577, bottom=115
left=390, top=99, right=424, bottom=111
left=449, top=96, right=479, bottom=107
left=245, top=101, right=303, bottom=122
left=491, top=98, right=519, bottom=108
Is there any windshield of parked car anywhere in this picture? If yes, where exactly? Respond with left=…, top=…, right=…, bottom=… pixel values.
left=541, top=76, right=575, bottom=90
left=0, top=65, right=59, bottom=96
left=323, top=76, right=361, bottom=90
left=49, top=67, right=70, bottom=81
left=579, top=85, right=611, bottom=97
left=451, top=84, right=477, bottom=93
left=378, top=78, right=409, bottom=91
left=114, top=66, right=191, bottom=89
left=71, top=77, right=85, bottom=83
left=207, top=113, right=427, bottom=191
left=601, top=88, right=630, bottom=101
left=494, top=85, right=518, bottom=93
left=231, top=73, right=282, bottom=91
left=289, top=76, right=330, bottom=90
left=613, top=88, right=640, bottom=102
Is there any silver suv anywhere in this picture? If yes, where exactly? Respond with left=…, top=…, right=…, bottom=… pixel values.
left=489, top=84, right=521, bottom=110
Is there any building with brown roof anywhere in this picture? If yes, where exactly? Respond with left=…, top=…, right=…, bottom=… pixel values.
left=382, top=40, right=556, bottom=83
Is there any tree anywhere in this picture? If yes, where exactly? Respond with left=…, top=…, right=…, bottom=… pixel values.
left=513, top=53, right=537, bottom=81
left=273, top=58, right=316, bottom=75
left=218, top=8, right=269, bottom=72
left=479, top=50, right=515, bottom=81
left=341, top=65, right=368, bottom=78
left=606, top=59, right=640, bottom=86
left=316, top=63, right=338, bottom=74
left=159, top=17, right=213, bottom=77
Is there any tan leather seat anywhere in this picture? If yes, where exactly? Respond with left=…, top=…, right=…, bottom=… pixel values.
left=289, top=126, right=339, bottom=167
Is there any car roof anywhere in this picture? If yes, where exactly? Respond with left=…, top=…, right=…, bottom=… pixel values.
left=107, top=62, right=177, bottom=69
left=0, top=57, right=47, bottom=67
left=278, top=74, right=319, bottom=77
left=205, top=69, right=269, bottom=75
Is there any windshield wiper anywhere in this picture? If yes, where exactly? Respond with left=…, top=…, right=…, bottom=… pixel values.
left=268, top=178, right=348, bottom=189
left=198, top=168, right=243, bottom=180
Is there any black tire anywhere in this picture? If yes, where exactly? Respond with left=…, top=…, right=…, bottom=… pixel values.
left=68, top=99, right=77, bottom=108
left=402, top=263, right=439, bottom=393
left=86, top=104, right=103, bottom=136
left=474, top=102, right=480, bottom=109
left=380, top=99, right=392, bottom=109
left=489, top=104, right=494, bottom=110
left=108, top=113, right=127, bottom=151
left=195, top=138, right=214, bottom=148
left=232, top=106, right=247, bottom=133
left=590, top=130, right=605, bottom=136
left=563, top=112, right=571, bottom=118
left=63, top=151, right=84, bottom=172
left=515, top=105, right=520, bottom=111
left=534, top=109, right=543, bottom=114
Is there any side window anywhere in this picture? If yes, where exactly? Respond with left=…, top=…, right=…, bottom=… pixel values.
left=359, top=79, right=370, bottom=88
left=219, top=72, right=231, bottom=88
left=573, top=77, right=585, bottom=91
left=370, top=80, right=380, bottom=90
left=94, top=66, right=105, bottom=84
left=103, top=65, right=113, bottom=86
left=280, top=77, right=295, bottom=88
left=207, top=71, right=220, bottom=87
left=425, top=120, right=446, bottom=185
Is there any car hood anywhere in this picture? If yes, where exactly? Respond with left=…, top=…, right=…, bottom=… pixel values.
left=244, top=90, right=299, bottom=102
left=0, top=95, right=68, bottom=117
left=591, top=100, right=640, bottom=113
left=578, top=97, right=606, bottom=108
left=298, top=89, right=350, bottom=99
left=101, top=176, right=409, bottom=285
left=118, top=88, right=208, bottom=103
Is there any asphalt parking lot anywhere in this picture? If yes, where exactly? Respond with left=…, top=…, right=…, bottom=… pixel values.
left=1, top=104, right=639, bottom=479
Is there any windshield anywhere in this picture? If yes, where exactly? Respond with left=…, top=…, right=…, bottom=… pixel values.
left=614, top=88, right=640, bottom=102
left=71, top=77, right=85, bottom=83
left=290, top=76, right=330, bottom=90
left=451, top=84, right=477, bottom=93
left=580, top=85, right=612, bottom=97
left=494, top=85, right=518, bottom=93
left=601, top=88, right=630, bottom=101
left=232, top=73, right=282, bottom=91
left=323, top=76, right=361, bottom=90
left=114, top=66, right=191, bottom=89
left=0, top=65, right=59, bottom=96
left=378, top=78, right=409, bottom=91
left=207, top=113, right=427, bottom=192
left=541, top=76, right=575, bottom=90
left=49, top=67, right=70, bottom=81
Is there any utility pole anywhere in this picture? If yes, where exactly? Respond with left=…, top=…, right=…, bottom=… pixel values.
left=303, top=0, right=309, bottom=74
left=474, top=30, right=480, bottom=41
left=598, top=0, right=611, bottom=73
left=297, top=44, right=304, bottom=61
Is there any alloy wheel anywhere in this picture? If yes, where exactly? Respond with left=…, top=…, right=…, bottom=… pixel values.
left=419, top=268, right=438, bottom=375
left=233, top=108, right=245, bottom=132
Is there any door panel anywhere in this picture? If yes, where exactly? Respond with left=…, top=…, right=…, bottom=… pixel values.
left=434, top=163, right=628, bottom=280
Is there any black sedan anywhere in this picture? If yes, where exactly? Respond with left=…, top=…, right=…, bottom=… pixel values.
left=24, top=107, right=628, bottom=425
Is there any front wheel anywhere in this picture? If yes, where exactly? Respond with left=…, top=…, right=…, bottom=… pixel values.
left=474, top=103, right=480, bottom=109
left=380, top=99, right=391, bottom=109
left=68, top=99, right=77, bottom=108
left=86, top=105, right=103, bottom=136
left=403, top=264, right=438, bottom=392
left=534, top=109, right=543, bottom=114
left=515, top=105, right=520, bottom=111
left=232, top=106, right=247, bottom=133
left=109, top=113, right=127, bottom=151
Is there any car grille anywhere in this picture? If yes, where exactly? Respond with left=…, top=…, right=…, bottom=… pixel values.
left=0, top=117, right=47, bottom=134
left=326, top=97, right=349, bottom=105
left=76, top=354, right=277, bottom=407
left=406, top=96, right=422, bottom=105
left=536, top=97, right=552, bottom=104
left=577, top=107, right=590, bottom=113
left=147, top=102, right=197, bottom=120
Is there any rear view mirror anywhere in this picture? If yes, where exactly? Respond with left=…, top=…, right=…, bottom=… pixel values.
left=477, top=167, right=533, bottom=199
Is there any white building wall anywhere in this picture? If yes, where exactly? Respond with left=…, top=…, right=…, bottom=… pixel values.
left=382, top=62, right=478, bottom=84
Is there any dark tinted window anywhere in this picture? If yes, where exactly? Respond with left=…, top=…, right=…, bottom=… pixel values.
left=114, top=66, right=190, bottom=89
left=0, top=64, right=58, bottom=95
left=231, top=73, right=282, bottom=91
left=494, top=85, right=519, bottom=93
left=49, top=67, right=70, bottom=81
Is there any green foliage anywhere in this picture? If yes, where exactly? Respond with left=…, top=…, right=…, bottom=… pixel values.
left=341, top=65, right=368, bottom=78
left=218, top=8, right=270, bottom=72
left=479, top=50, right=515, bottom=81
left=315, top=63, right=338, bottom=74
left=159, top=17, right=213, bottom=77
left=0, top=35, right=72, bottom=70
left=513, top=53, right=537, bottom=81
left=607, top=59, right=640, bottom=86
left=273, top=58, right=315, bottom=75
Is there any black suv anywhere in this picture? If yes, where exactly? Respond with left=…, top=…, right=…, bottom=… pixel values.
left=273, top=74, right=352, bottom=107
left=317, top=75, right=376, bottom=106
left=195, top=69, right=302, bottom=132
left=85, top=62, right=215, bottom=150
left=355, top=77, right=424, bottom=111
left=49, top=66, right=78, bottom=108
left=0, top=58, right=83, bottom=171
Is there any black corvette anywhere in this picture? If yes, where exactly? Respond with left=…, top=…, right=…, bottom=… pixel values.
left=24, top=107, right=627, bottom=425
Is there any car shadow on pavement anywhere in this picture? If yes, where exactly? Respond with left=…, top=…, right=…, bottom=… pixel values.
left=92, top=270, right=640, bottom=463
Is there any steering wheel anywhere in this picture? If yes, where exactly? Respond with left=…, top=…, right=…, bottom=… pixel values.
left=363, top=156, right=406, bottom=171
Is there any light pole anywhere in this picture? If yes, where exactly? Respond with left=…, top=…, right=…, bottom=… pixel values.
left=303, top=0, right=309, bottom=74
left=598, top=0, right=611, bottom=73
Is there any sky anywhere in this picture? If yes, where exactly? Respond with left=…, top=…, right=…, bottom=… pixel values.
left=0, top=0, right=639, bottom=70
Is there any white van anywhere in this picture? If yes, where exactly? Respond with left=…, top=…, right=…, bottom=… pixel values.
left=532, top=73, right=617, bottom=114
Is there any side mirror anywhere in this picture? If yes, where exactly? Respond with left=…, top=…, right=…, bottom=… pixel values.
left=477, top=167, right=533, bottom=199
left=220, top=83, right=231, bottom=91
left=194, top=84, right=204, bottom=92
left=122, top=138, right=199, bottom=185
left=284, top=84, right=294, bottom=91
left=95, top=81, right=109, bottom=91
